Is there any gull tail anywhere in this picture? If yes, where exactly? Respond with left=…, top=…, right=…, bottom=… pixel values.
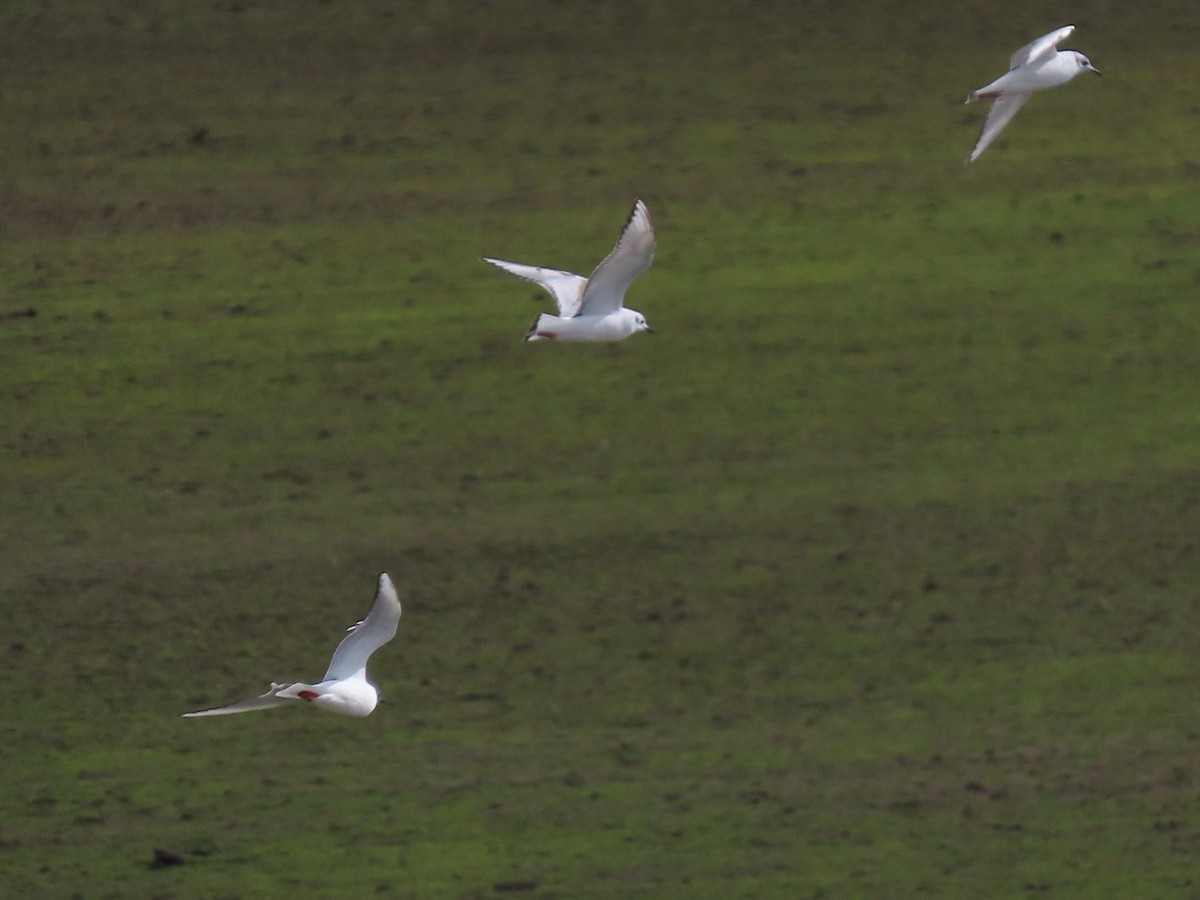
left=274, top=682, right=323, bottom=701
left=966, top=89, right=1001, bottom=104
left=525, top=313, right=560, bottom=342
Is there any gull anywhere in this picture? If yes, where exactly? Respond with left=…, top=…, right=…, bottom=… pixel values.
left=965, top=25, right=1101, bottom=162
left=182, top=572, right=401, bottom=718
left=484, top=198, right=656, bottom=342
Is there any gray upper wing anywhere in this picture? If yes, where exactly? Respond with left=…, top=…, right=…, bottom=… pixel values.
left=483, top=257, right=588, bottom=317
left=578, top=199, right=656, bottom=317
left=182, top=684, right=294, bottom=717
left=322, top=573, right=402, bottom=682
left=1010, top=25, right=1074, bottom=69
left=968, top=92, right=1031, bottom=162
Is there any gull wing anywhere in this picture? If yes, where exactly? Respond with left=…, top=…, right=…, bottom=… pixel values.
left=968, top=92, right=1031, bottom=162
left=322, top=572, right=402, bottom=682
left=182, top=683, right=295, bottom=717
left=1010, top=25, right=1074, bottom=69
left=483, top=257, right=588, bottom=318
left=577, top=199, right=656, bottom=317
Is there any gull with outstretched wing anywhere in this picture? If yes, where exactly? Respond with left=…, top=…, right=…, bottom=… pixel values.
left=965, top=25, right=1101, bottom=162
left=183, top=573, right=402, bottom=719
left=484, top=199, right=656, bottom=342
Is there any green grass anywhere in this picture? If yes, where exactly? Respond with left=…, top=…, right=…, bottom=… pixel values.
left=3, top=1, right=1200, bottom=896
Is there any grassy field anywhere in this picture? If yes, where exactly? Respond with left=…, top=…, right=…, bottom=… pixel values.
left=3, top=1, right=1200, bottom=896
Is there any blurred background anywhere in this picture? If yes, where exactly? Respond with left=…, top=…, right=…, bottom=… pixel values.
left=1, top=1, right=1198, bottom=896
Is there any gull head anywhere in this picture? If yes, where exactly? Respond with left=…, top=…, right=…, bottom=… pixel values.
left=630, top=310, right=654, bottom=335
left=1072, top=52, right=1101, bottom=76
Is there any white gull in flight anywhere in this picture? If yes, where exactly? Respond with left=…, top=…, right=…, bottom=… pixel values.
left=183, top=573, right=402, bottom=718
left=965, top=25, right=1100, bottom=162
left=484, top=199, right=656, bottom=342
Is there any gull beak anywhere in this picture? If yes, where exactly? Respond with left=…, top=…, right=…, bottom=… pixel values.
left=1090, top=65, right=1102, bottom=76
left=645, top=326, right=656, bottom=334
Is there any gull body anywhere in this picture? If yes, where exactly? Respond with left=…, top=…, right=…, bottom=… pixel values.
left=183, top=572, right=402, bottom=719
left=484, top=199, right=656, bottom=342
left=965, top=25, right=1100, bottom=162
